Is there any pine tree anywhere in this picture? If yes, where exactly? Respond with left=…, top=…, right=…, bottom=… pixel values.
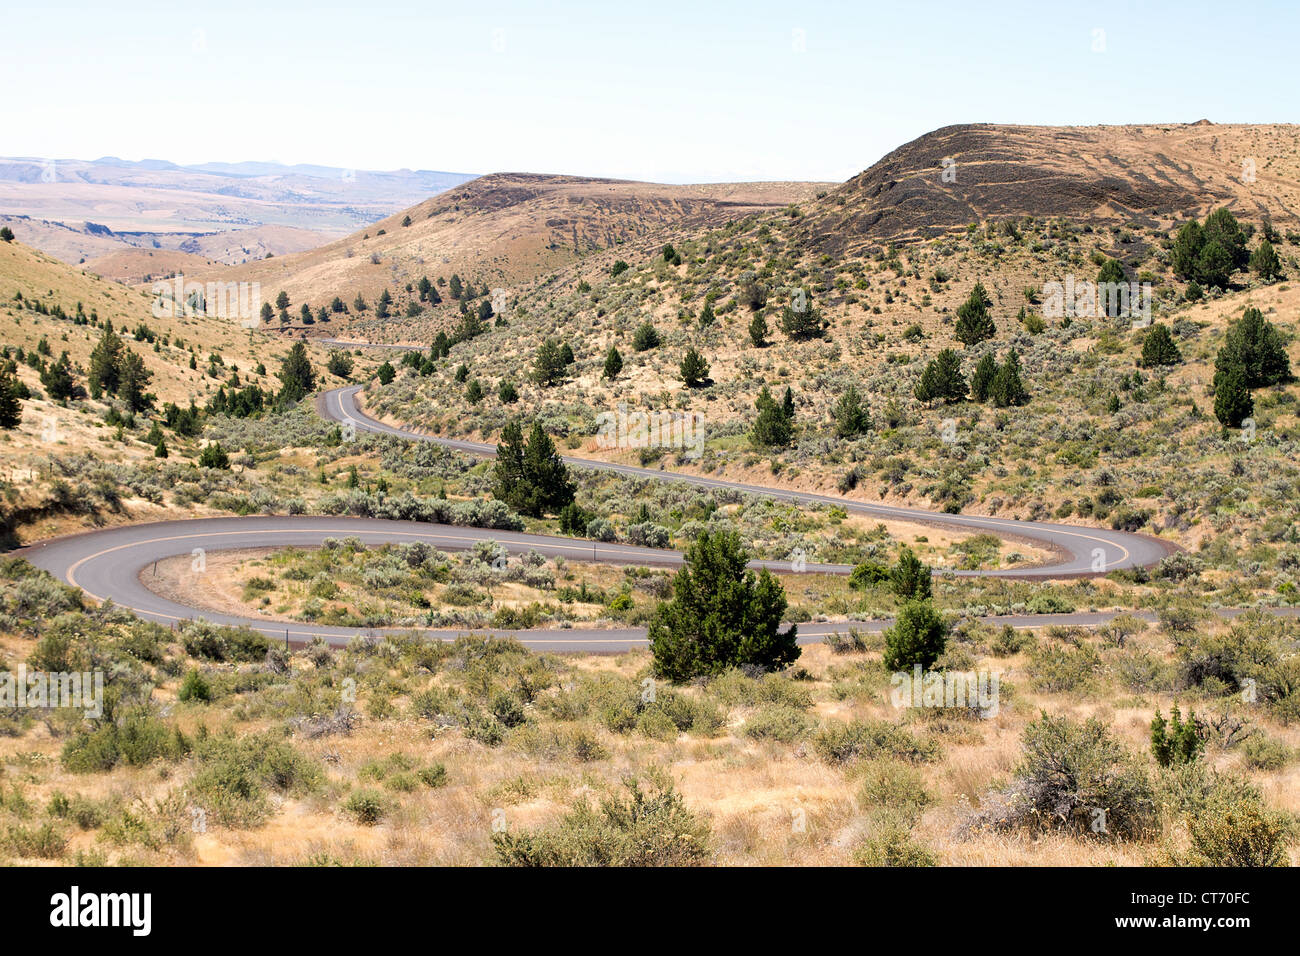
left=498, top=381, right=519, bottom=403
left=198, top=442, right=230, bottom=469
left=492, top=421, right=575, bottom=517
left=0, top=367, right=22, bottom=428
left=1140, top=324, right=1182, bottom=367
left=781, top=386, right=795, bottom=422
left=748, top=313, right=769, bottom=347
left=277, top=342, right=316, bottom=404
left=466, top=379, right=484, bottom=404
left=891, top=546, right=932, bottom=601
left=1219, top=307, right=1291, bottom=388
left=970, top=352, right=997, bottom=402
left=833, top=385, right=870, bottom=438
left=954, top=282, right=996, bottom=347
left=991, top=349, right=1029, bottom=407
left=648, top=529, right=796, bottom=681
left=751, top=385, right=792, bottom=447
left=88, top=327, right=123, bottom=397
left=1203, top=207, right=1249, bottom=270
left=1213, top=360, right=1253, bottom=428
left=882, top=599, right=948, bottom=671
left=680, top=347, right=710, bottom=388
left=275, top=290, right=290, bottom=311
left=915, top=349, right=967, bottom=405
left=1171, top=220, right=1205, bottom=280
left=1250, top=239, right=1283, bottom=282
left=780, top=302, right=826, bottom=340
left=603, top=346, right=622, bottom=380
left=118, top=349, right=153, bottom=412
left=633, top=322, right=660, bottom=351
left=41, top=352, right=76, bottom=402
left=377, top=361, right=395, bottom=385
left=532, top=339, right=568, bottom=385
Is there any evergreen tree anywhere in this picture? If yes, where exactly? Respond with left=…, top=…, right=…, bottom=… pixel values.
left=466, top=379, right=484, bottom=404
left=1202, top=207, right=1249, bottom=270
left=448, top=274, right=464, bottom=299
left=1097, top=258, right=1126, bottom=317
left=603, top=345, right=623, bottom=380
left=1213, top=360, right=1254, bottom=428
left=326, top=350, right=354, bottom=377
left=632, top=321, right=660, bottom=351
left=532, top=339, right=569, bottom=385
left=891, top=546, right=932, bottom=601
left=970, top=352, right=997, bottom=402
left=648, top=529, right=797, bottom=682
left=748, top=313, right=769, bottom=347
left=780, top=302, right=826, bottom=340
left=1171, top=220, right=1204, bottom=281
left=277, top=342, right=316, bottom=403
left=914, top=348, right=967, bottom=404
left=118, top=349, right=153, bottom=412
left=1140, top=324, right=1182, bottom=367
left=88, top=327, right=123, bottom=397
left=0, top=367, right=22, bottom=428
left=991, top=349, right=1029, bottom=407
left=377, top=361, right=395, bottom=385
left=781, top=386, right=795, bottom=422
left=1219, top=307, right=1291, bottom=388
left=275, top=290, right=290, bottom=311
left=493, top=420, right=575, bottom=517
left=260, top=302, right=274, bottom=324
left=1195, top=240, right=1234, bottom=288
left=882, top=599, right=948, bottom=671
left=680, top=347, right=710, bottom=388
left=751, top=385, right=792, bottom=447
left=1250, top=239, right=1283, bottom=282
left=41, top=352, right=76, bottom=402
left=1150, top=704, right=1204, bottom=767
left=698, top=301, right=716, bottom=329
left=833, top=385, right=870, bottom=438
left=198, top=442, right=230, bottom=469
left=954, top=282, right=996, bottom=346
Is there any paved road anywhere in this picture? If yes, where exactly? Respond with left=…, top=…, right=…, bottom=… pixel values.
left=320, top=384, right=1178, bottom=579
left=20, top=515, right=1285, bottom=653
left=15, top=515, right=865, bottom=651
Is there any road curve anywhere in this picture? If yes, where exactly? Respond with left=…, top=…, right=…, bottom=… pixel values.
left=16, top=515, right=1295, bottom=653
left=15, top=515, right=858, bottom=651
left=320, top=384, right=1177, bottom=579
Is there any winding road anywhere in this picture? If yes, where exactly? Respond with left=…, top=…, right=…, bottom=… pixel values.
left=319, top=384, right=1177, bottom=578
left=14, top=377, right=1187, bottom=652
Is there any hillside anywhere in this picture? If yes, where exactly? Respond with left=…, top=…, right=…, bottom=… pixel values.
left=199, top=173, right=831, bottom=322
left=798, top=122, right=1300, bottom=253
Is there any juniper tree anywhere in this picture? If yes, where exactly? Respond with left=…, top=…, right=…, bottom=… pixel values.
left=648, top=529, right=796, bottom=681
left=1250, top=239, right=1282, bottom=282
left=970, top=352, right=997, bottom=402
left=833, top=385, right=870, bottom=438
left=1140, top=324, right=1182, bottom=367
left=991, top=349, right=1029, bottom=407
left=954, top=282, right=995, bottom=346
left=680, top=347, right=709, bottom=388
left=603, top=345, right=622, bottom=380
left=751, top=385, right=792, bottom=447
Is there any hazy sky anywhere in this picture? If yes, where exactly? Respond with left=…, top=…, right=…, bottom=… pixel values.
left=2, top=0, right=1294, bottom=183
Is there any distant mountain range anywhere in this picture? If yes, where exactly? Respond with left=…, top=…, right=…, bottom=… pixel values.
left=0, top=156, right=477, bottom=267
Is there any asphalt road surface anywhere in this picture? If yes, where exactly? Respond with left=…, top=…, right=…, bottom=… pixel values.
left=21, top=514, right=1282, bottom=652
left=320, top=383, right=1178, bottom=578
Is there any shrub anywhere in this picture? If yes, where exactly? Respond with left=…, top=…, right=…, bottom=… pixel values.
left=813, top=718, right=940, bottom=765
left=856, top=759, right=932, bottom=825
left=851, top=818, right=937, bottom=867
left=178, top=669, right=212, bottom=702
left=341, top=789, right=387, bottom=825
left=974, top=713, right=1155, bottom=840
left=1185, top=794, right=1293, bottom=866
left=492, top=771, right=710, bottom=866
left=742, top=705, right=812, bottom=743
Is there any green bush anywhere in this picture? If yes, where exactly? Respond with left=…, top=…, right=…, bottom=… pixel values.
left=178, top=669, right=212, bottom=702
left=813, top=718, right=940, bottom=765
left=856, top=759, right=932, bottom=825
left=492, top=771, right=710, bottom=866
left=1185, top=794, right=1293, bottom=866
left=743, top=705, right=812, bottom=743
left=341, top=789, right=387, bottom=826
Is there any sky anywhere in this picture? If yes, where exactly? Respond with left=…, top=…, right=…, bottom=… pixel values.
left=2, top=0, right=1295, bottom=184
